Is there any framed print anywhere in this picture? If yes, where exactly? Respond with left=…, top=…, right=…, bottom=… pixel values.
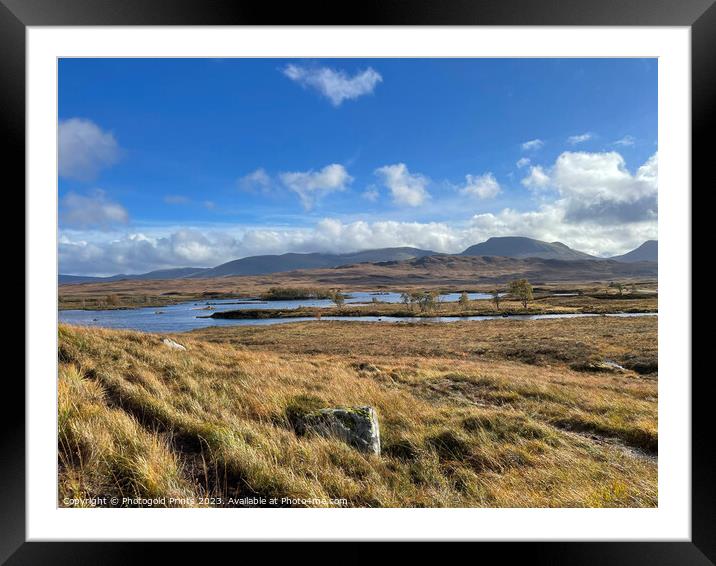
left=6, top=0, right=709, bottom=561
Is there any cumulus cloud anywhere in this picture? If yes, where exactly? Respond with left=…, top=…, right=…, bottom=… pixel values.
left=279, top=164, right=352, bottom=209
left=59, top=205, right=657, bottom=276
left=521, top=166, right=551, bottom=190
left=550, top=151, right=657, bottom=222
left=374, top=163, right=430, bottom=207
left=60, top=229, right=222, bottom=275
left=516, top=157, right=530, bottom=168
left=567, top=132, right=592, bottom=145
left=58, top=151, right=658, bottom=275
left=636, top=152, right=658, bottom=185
left=467, top=207, right=655, bottom=257
left=519, top=151, right=657, bottom=223
left=59, top=118, right=120, bottom=181
left=238, top=168, right=273, bottom=193
left=60, top=190, right=129, bottom=230
left=59, top=220, right=465, bottom=276
left=521, top=139, right=544, bottom=151
left=282, top=64, right=382, bottom=106
left=459, top=173, right=501, bottom=199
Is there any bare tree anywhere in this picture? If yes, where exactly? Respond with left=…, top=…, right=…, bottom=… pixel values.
left=458, top=291, right=470, bottom=311
left=491, top=289, right=501, bottom=311
left=400, top=292, right=412, bottom=311
left=415, top=290, right=438, bottom=313
left=329, top=289, right=346, bottom=309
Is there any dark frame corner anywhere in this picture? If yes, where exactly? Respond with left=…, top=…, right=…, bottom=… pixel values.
left=7, top=0, right=707, bottom=562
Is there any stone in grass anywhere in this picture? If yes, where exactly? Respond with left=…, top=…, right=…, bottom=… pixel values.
left=570, top=359, right=624, bottom=373
left=294, top=406, right=381, bottom=455
left=162, top=337, right=186, bottom=351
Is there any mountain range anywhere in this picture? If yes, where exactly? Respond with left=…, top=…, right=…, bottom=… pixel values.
left=461, top=237, right=598, bottom=261
left=58, top=237, right=657, bottom=284
left=607, top=240, right=658, bottom=263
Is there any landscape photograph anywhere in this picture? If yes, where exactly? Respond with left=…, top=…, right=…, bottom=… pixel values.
left=57, top=58, right=658, bottom=508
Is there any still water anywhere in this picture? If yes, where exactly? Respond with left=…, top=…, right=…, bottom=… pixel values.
left=59, top=291, right=656, bottom=334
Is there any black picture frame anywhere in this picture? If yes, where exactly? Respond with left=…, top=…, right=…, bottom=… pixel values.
left=6, top=0, right=706, bottom=561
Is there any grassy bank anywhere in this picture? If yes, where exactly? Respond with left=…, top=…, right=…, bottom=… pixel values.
left=190, top=316, right=658, bottom=376
left=208, top=295, right=657, bottom=319
left=59, top=274, right=658, bottom=311
left=58, top=316, right=657, bottom=508
left=58, top=291, right=242, bottom=311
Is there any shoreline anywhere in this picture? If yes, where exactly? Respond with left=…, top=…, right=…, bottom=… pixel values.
left=206, top=305, right=658, bottom=320
left=58, top=311, right=659, bottom=336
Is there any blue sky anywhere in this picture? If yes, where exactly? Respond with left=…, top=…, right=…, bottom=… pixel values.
left=58, top=58, right=657, bottom=276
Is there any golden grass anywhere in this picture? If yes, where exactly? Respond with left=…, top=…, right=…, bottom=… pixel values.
left=190, top=316, right=658, bottom=374
left=58, top=364, right=196, bottom=506
left=58, top=317, right=657, bottom=508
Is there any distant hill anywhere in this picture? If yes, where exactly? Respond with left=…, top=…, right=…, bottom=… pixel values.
left=126, top=267, right=210, bottom=280
left=609, top=241, right=658, bottom=263
left=59, top=267, right=208, bottom=285
left=461, top=236, right=597, bottom=261
left=62, top=254, right=658, bottom=297
left=392, top=255, right=657, bottom=284
left=190, top=247, right=438, bottom=278
left=59, top=238, right=659, bottom=285
left=58, top=274, right=107, bottom=285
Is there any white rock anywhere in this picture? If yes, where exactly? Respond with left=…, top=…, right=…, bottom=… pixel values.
left=162, top=338, right=186, bottom=351
left=293, top=406, right=381, bottom=455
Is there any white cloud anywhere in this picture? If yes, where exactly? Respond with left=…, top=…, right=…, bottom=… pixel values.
left=238, top=168, right=273, bottom=193
left=459, top=173, right=501, bottom=199
left=516, top=157, right=531, bottom=168
left=59, top=205, right=657, bottom=276
left=567, top=132, right=592, bottom=145
left=521, top=165, right=551, bottom=190
left=636, top=152, right=658, bottom=185
left=362, top=186, right=380, bottom=202
left=282, top=64, right=382, bottom=106
left=467, top=207, right=655, bottom=257
left=304, top=218, right=461, bottom=253
left=374, top=163, right=430, bottom=207
left=552, top=151, right=657, bottom=221
left=59, top=229, right=245, bottom=275
left=58, top=151, right=658, bottom=275
left=521, top=151, right=657, bottom=223
left=59, top=220, right=461, bottom=276
left=59, top=118, right=120, bottom=181
left=614, top=135, right=636, bottom=146
left=279, top=164, right=353, bottom=210
left=60, top=190, right=129, bottom=230
left=521, top=139, right=544, bottom=151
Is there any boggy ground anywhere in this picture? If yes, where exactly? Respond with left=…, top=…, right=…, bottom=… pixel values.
left=207, top=295, right=657, bottom=319
left=58, top=264, right=658, bottom=310
left=58, top=315, right=657, bottom=508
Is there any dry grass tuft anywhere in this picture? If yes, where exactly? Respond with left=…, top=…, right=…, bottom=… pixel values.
left=58, top=317, right=657, bottom=508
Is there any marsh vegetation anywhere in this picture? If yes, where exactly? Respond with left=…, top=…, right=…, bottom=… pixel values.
left=58, top=314, right=657, bottom=508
